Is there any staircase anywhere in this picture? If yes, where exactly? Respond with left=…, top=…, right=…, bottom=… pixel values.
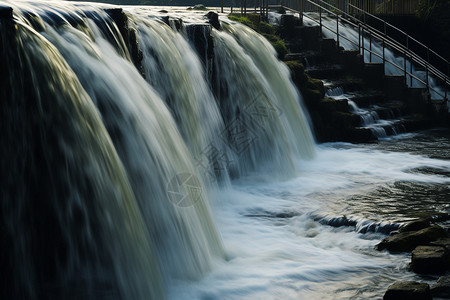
left=279, top=14, right=436, bottom=142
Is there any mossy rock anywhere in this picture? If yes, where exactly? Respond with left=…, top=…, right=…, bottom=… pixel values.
left=259, top=22, right=275, bottom=35
left=284, top=60, right=305, bottom=81
left=411, top=245, right=449, bottom=274
left=384, top=281, right=432, bottom=300
left=261, top=33, right=287, bottom=59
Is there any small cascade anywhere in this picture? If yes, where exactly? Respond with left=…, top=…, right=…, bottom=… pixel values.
left=325, top=86, right=344, bottom=97
left=313, top=214, right=401, bottom=234
left=347, top=100, right=407, bottom=138
left=325, top=82, right=406, bottom=139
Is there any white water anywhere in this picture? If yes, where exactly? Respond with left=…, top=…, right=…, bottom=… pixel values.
left=3, top=2, right=450, bottom=300
left=170, top=145, right=450, bottom=299
left=3, top=16, right=164, bottom=299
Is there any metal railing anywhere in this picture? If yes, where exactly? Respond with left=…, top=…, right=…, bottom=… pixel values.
left=263, top=0, right=449, bottom=102
left=223, top=0, right=421, bottom=15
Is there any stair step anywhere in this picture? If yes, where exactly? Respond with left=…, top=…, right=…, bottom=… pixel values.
left=349, top=92, right=386, bottom=107
left=306, top=64, right=345, bottom=79
left=323, top=78, right=365, bottom=95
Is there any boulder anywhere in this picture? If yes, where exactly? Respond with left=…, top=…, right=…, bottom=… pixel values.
left=431, top=275, right=450, bottom=299
left=205, top=11, right=220, bottom=30
left=430, top=237, right=450, bottom=251
left=411, top=245, right=448, bottom=274
left=192, top=4, right=207, bottom=10
left=0, top=5, right=13, bottom=19
left=398, top=219, right=430, bottom=233
left=383, top=281, right=431, bottom=300
left=377, top=225, right=447, bottom=252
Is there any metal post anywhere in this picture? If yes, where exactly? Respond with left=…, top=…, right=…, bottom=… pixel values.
left=221, top=0, right=223, bottom=13
left=404, top=50, right=407, bottom=80
left=383, top=39, right=385, bottom=72
left=358, top=24, right=361, bottom=53
left=336, top=15, right=339, bottom=48
left=362, top=27, right=364, bottom=59
left=319, top=6, right=322, bottom=36
left=231, top=0, right=233, bottom=13
left=369, top=33, right=372, bottom=62
left=300, top=0, right=303, bottom=24
left=410, top=55, right=413, bottom=87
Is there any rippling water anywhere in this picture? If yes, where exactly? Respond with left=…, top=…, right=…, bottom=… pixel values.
left=170, top=129, right=450, bottom=300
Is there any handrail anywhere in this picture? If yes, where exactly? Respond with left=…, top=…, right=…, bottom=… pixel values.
left=348, top=2, right=449, bottom=75
left=272, top=0, right=449, bottom=102
left=300, top=3, right=444, bottom=99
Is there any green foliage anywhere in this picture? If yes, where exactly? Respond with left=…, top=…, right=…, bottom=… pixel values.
left=417, top=0, right=450, bottom=20
left=227, top=15, right=256, bottom=30
left=258, top=22, right=275, bottom=35
left=228, top=13, right=287, bottom=59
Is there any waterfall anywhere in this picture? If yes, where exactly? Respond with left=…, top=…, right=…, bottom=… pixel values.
left=1, top=17, right=163, bottom=300
left=1, top=1, right=317, bottom=299
left=212, top=22, right=315, bottom=176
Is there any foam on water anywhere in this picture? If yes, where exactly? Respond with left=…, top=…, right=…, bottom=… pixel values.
left=170, top=142, right=450, bottom=299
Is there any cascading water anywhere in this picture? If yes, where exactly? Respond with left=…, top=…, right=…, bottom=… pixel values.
left=3, top=2, right=450, bottom=300
left=0, top=14, right=163, bottom=299
left=0, top=1, right=315, bottom=298
left=212, top=22, right=315, bottom=176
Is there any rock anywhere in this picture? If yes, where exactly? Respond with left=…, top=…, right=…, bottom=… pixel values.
left=430, top=237, right=450, bottom=251
left=0, top=5, right=13, bottom=19
left=185, top=24, right=213, bottom=65
left=399, top=219, right=430, bottom=233
left=205, top=11, right=220, bottom=30
left=383, top=281, right=431, bottom=300
left=377, top=225, right=447, bottom=252
left=192, top=4, right=207, bottom=10
left=411, top=245, right=448, bottom=274
left=279, top=14, right=297, bottom=39
left=431, top=275, right=450, bottom=299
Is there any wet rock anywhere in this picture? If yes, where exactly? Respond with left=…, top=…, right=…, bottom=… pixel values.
left=279, top=14, right=296, bottom=39
left=0, top=5, right=13, bottom=19
left=399, top=219, right=430, bottom=233
left=160, top=15, right=169, bottom=26
left=170, top=18, right=183, bottom=31
left=205, top=11, right=220, bottom=30
left=383, top=281, right=431, bottom=300
left=105, top=8, right=144, bottom=76
left=431, top=275, right=450, bottom=299
left=185, top=24, right=213, bottom=65
left=411, top=245, right=448, bottom=274
left=377, top=225, right=447, bottom=252
left=430, top=237, right=450, bottom=251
